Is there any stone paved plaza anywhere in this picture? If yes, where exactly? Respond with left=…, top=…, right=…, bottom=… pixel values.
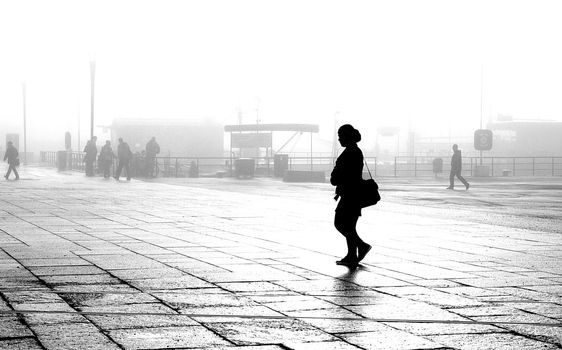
left=1, top=167, right=561, bottom=350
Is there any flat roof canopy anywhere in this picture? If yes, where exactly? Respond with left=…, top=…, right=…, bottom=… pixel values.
left=224, top=123, right=319, bottom=133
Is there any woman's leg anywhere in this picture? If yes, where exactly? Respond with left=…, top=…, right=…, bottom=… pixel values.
left=334, top=210, right=360, bottom=260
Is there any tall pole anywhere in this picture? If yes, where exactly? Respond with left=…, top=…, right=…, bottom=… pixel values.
left=480, top=65, right=483, bottom=165
left=331, top=112, right=339, bottom=164
left=310, top=132, right=313, bottom=171
left=22, top=83, right=27, bottom=165
left=77, top=102, right=81, bottom=151
left=480, top=65, right=483, bottom=129
left=255, top=97, right=260, bottom=160
left=90, top=60, right=96, bottom=139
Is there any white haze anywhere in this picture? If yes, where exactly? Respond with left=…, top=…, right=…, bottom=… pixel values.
left=1, top=0, right=561, bottom=153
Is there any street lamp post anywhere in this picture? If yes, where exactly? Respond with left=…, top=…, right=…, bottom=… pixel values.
left=90, top=60, right=96, bottom=139
left=22, top=83, right=27, bottom=165
left=480, top=65, right=483, bottom=165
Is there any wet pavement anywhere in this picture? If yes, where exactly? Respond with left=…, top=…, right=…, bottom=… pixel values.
left=1, top=166, right=561, bottom=350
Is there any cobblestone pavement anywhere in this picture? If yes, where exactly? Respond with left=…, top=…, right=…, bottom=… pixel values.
left=1, top=167, right=561, bottom=350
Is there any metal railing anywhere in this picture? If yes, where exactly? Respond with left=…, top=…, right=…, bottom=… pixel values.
left=40, top=151, right=57, bottom=165
left=40, top=151, right=562, bottom=178
left=40, top=151, right=116, bottom=175
left=39, top=152, right=378, bottom=178
left=392, top=156, right=562, bottom=177
left=150, top=156, right=379, bottom=177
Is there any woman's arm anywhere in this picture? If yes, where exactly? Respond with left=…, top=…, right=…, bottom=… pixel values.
left=330, top=156, right=344, bottom=186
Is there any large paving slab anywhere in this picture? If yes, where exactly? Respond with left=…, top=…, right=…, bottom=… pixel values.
left=0, top=166, right=561, bottom=349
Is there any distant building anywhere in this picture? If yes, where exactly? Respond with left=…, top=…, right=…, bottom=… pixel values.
left=109, top=119, right=224, bottom=157
left=488, top=121, right=562, bottom=156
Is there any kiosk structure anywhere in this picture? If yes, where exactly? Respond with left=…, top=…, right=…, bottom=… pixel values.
left=224, top=123, right=319, bottom=177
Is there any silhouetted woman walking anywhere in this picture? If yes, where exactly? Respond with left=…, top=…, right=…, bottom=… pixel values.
left=330, top=124, right=371, bottom=267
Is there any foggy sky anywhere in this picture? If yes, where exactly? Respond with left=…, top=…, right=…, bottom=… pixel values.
left=1, top=0, right=562, bottom=152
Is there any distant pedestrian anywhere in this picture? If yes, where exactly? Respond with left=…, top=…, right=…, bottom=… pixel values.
left=115, top=138, right=133, bottom=181
left=98, top=141, right=115, bottom=179
left=132, top=151, right=145, bottom=178
left=145, top=137, right=160, bottom=178
left=447, top=144, right=469, bottom=190
left=83, top=136, right=98, bottom=176
left=3, top=141, right=20, bottom=180
left=330, top=124, right=371, bottom=267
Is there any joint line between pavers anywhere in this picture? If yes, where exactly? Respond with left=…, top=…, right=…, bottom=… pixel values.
left=1, top=310, right=560, bottom=328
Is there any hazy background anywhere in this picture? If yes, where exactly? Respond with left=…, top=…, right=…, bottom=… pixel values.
left=1, top=0, right=561, bottom=154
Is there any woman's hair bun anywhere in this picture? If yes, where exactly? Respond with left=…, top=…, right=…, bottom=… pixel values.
left=338, top=124, right=361, bottom=143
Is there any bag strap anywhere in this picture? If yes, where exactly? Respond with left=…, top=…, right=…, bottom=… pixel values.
left=364, top=160, right=373, bottom=179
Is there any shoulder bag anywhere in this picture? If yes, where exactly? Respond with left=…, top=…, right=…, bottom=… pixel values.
left=360, top=161, right=381, bottom=208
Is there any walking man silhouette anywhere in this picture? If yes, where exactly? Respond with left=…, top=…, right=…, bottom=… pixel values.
left=3, top=141, right=20, bottom=180
left=330, top=124, right=371, bottom=267
left=145, top=137, right=160, bottom=178
left=115, top=138, right=133, bottom=181
left=447, top=144, right=469, bottom=190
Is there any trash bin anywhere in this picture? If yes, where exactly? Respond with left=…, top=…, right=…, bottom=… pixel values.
left=235, top=158, right=255, bottom=178
left=273, top=154, right=289, bottom=177
left=432, top=158, right=443, bottom=174
left=57, top=151, right=67, bottom=171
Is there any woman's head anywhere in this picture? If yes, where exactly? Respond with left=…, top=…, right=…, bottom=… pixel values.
left=338, top=124, right=361, bottom=147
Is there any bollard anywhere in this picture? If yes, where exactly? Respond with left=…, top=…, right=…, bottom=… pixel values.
left=56, top=151, right=67, bottom=171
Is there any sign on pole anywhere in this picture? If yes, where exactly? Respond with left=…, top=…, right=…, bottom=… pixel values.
left=474, top=129, right=493, bottom=151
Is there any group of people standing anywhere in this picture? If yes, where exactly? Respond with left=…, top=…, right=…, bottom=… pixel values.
left=82, top=136, right=160, bottom=180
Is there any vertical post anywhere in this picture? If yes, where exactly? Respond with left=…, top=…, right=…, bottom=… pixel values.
left=480, top=65, right=484, bottom=166
left=229, top=132, right=233, bottom=176
left=513, top=158, right=516, bottom=177
left=90, top=60, right=96, bottom=139
left=22, top=83, right=27, bottom=164
left=77, top=103, right=81, bottom=152
left=175, top=158, right=178, bottom=177
left=491, top=157, right=494, bottom=176
left=266, top=146, right=270, bottom=176
left=532, top=158, right=535, bottom=176
left=553, top=157, right=555, bottom=177
left=414, top=157, right=417, bottom=177
left=310, top=132, right=313, bottom=171
left=394, top=157, right=397, bottom=177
